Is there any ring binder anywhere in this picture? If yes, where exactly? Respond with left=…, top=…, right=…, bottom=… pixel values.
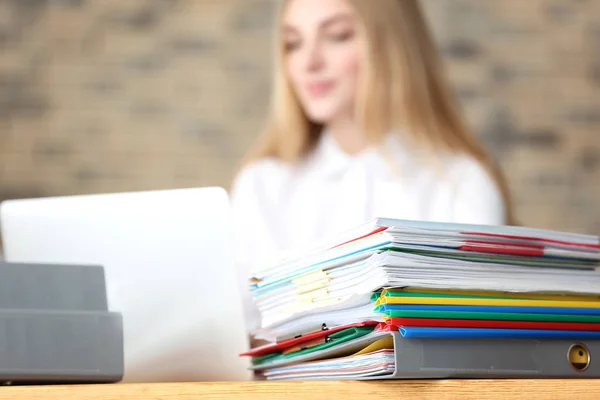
left=262, top=331, right=600, bottom=380
left=368, top=332, right=600, bottom=379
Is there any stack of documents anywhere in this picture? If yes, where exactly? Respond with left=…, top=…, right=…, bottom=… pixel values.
left=241, top=219, right=600, bottom=380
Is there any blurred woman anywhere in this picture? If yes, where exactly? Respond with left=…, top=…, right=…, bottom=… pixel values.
left=231, top=0, right=513, bottom=330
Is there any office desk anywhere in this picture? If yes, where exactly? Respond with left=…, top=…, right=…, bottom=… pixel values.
left=0, top=380, right=598, bottom=399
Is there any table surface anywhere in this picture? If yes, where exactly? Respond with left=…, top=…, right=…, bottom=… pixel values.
left=0, top=380, right=598, bottom=400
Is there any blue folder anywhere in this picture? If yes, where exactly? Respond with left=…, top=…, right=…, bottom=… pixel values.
left=377, top=304, right=600, bottom=315
left=399, top=326, right=600, bottom=339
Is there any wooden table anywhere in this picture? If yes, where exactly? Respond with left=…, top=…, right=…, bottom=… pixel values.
left=0, top=380, right=598, bottom=399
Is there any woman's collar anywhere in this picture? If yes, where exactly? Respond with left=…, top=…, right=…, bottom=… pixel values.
left=309, top=130, right=413, bottom=179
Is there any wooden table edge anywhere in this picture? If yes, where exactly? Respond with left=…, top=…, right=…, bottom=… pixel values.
left=0, top=379, right=599, bottom=399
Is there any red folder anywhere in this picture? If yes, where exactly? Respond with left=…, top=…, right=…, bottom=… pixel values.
left=241, top=321, right=379, bottom=357
left=461, top=231, right=600, bottom=250
left=331, top=227, right=387, bottom=249
left=386, top=318, right=600, bottom=331
left=459, top=240, right=545, bottom=257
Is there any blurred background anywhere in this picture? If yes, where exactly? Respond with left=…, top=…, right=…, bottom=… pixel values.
left=0, top=0, right=598, bottom=240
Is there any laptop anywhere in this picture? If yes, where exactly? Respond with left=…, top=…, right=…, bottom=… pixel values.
left=0, top=187, right=251, bottom=383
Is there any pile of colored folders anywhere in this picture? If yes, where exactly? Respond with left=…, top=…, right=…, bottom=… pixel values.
left=241, top=218, right=600, bottom=380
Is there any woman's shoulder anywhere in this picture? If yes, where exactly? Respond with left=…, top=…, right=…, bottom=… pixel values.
left=383, top=135, right=497, bottom=186
left=233, top=156, right=292, bottom=184
left=442, top=153, right=499, bottom=190
left=439, top=153, right=507, bottom=225
left=230, top=157, right=293, bottom=205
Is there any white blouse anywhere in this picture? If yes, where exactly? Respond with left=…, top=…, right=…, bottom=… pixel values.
left=230, top=132, right=506, bottom=331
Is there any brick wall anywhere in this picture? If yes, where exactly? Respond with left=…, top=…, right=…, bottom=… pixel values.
left=0, top=0, right=598, bottom=235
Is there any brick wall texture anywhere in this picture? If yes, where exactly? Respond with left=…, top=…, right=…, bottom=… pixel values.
left=0, top=0, right=598, bottom=235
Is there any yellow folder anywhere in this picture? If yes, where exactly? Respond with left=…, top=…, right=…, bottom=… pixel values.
left=352, top=337, right=394, bottom=356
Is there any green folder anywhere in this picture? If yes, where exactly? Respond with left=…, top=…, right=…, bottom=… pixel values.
left=380, top=291, right=525, bottom=300
left=382, top=309, right=600, bottom=322
left=252, top=326, right=375, bottom=366
left=386, top=247, right=598, bottom=267
left=370, top=292, right=382, bottom=301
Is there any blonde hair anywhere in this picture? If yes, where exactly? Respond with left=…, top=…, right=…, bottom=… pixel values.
left=239, top=0, right=514, bottom=224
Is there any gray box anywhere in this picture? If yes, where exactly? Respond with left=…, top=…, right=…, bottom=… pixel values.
left=0, top=262, right=107, bottom=311
left=0, top=262, right=123, bottom=384
left=0, top=309, right=123, bottom=384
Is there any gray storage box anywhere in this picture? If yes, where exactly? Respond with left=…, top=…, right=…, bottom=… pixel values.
left=0, top=262, right=123, bottom=384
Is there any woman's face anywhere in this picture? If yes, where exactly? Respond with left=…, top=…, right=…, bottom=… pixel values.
left=282, top=0, right=362, bottom=124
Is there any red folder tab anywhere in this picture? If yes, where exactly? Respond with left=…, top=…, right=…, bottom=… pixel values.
left=460, top=231, right=600, bottom=250
left=386, top=318, right=600, bottom=331
left=459, top=244, right=544, bottom=257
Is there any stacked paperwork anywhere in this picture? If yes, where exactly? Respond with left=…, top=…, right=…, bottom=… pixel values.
left=241, top=219, right=600, bottom=380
